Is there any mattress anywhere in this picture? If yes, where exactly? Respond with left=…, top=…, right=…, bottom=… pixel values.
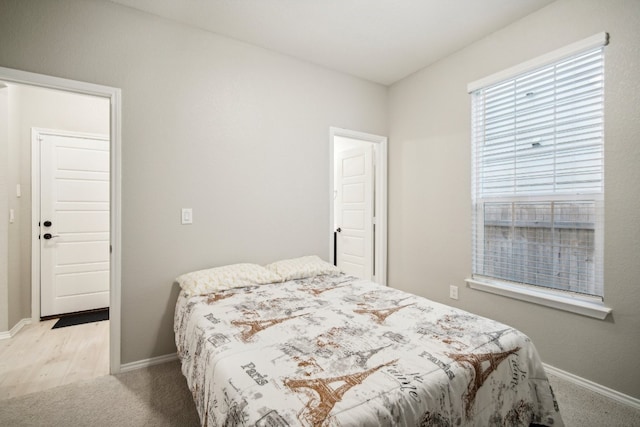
left=175, top=274, right=563, bottom=426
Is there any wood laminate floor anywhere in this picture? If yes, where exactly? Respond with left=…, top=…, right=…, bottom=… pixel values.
left=0, top=319, right=109, bottom=400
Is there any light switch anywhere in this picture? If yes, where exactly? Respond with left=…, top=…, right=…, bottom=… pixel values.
left=16, top=184, right=21, bottom=198
left=181, top=208, right=193, bottom=225
left=9, top=209, right=15, bottom=223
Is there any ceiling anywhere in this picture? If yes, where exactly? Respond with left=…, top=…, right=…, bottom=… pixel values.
left=109, top=0, right=556, bottom=85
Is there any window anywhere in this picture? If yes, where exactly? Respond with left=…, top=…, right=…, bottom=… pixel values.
left=467, top=33, right=610, bottom=318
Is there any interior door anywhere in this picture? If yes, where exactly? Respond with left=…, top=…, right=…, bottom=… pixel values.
left=39, top=132, right=110, bottom=317
left=335, top=145, right=373, bottom=280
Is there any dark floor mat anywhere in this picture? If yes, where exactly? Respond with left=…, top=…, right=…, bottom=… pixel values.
left=52, top=309, right=109, bottom=329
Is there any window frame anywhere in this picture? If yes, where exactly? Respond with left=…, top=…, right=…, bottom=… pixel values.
left=466, top=33, right=612, bottom=319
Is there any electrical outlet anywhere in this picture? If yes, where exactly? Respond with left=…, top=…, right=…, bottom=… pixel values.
left=449, top=285, right=459, bottom=300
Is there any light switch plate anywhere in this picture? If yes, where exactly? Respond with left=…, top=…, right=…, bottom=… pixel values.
left=181, top=208, right=193, bottom=225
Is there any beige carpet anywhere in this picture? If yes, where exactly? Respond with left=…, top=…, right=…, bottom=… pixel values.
left=545, top=372, right=640, bottom=427
left=0, top=360, right=638, bottom=426
left=0, top=360, right=199, bottom=427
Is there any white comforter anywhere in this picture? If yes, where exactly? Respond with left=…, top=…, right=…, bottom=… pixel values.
left=175, top=274, right=563, bottom=426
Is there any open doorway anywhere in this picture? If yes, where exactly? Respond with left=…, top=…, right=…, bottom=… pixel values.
left=0, top=66, right=121, bottom=398
left=330, top=127, right=387, bottom=285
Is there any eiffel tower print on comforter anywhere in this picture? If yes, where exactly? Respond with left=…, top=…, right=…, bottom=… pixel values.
left=175, top=274, right=563, bottom=427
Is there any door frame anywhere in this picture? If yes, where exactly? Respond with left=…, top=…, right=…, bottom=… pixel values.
left=32, top=128, right=110, bottom=318
left=329, top=127, right=387, bottom=285
left=0, top=66, right=122, bottom=374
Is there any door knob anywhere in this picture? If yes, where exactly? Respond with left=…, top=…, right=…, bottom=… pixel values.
left=43, top=233, right=59, bottom=240
left=43, top=220, right=52, bottom=227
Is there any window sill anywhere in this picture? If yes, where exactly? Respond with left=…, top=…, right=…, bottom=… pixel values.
left=465, top=277, right=612, bottom=320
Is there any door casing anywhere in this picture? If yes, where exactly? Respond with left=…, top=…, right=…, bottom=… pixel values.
left=329, top=127, right=387, bottom=285
left=0, top=65, right=122, bottom=374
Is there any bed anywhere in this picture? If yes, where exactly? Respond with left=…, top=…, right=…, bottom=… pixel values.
left=174, top=256, right=563, bottom=426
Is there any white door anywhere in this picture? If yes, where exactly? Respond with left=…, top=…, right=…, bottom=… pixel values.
left=335, top=145, right=373, bottom=280
left=39, top=132, right=110, bottom=317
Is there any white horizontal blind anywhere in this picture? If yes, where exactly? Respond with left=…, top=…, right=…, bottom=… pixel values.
left=471, top=45, right=605, bottom=298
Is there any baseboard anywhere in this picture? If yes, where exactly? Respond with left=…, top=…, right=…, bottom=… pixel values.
left=0, top=318, right=32, bottom=340
left=119, top=352, right=178, bottom=373
left=544, top=363, right=640, bottom=410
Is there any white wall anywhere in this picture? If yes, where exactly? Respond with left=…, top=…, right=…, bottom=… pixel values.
left=388, top=0, right=640, bottom=399
left=1, top=84, right=110, bottom=330
left=0, top=0, right=387, bottom=363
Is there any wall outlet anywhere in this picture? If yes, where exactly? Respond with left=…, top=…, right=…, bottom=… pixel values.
left=449, top=285, right=459, bottom=300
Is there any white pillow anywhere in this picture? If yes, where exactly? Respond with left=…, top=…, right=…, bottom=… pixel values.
left=265, top=255, right=340, bottom=281
left=176, top=263, right=282, bottom=296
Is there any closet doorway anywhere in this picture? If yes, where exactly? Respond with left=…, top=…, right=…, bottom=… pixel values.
left=330, top=127, right=387, bottom=285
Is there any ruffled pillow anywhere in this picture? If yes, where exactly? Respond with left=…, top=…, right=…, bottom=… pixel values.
left=265, top=255, right=340, bottom=281
left=176, top=263, right=282, bottom=296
